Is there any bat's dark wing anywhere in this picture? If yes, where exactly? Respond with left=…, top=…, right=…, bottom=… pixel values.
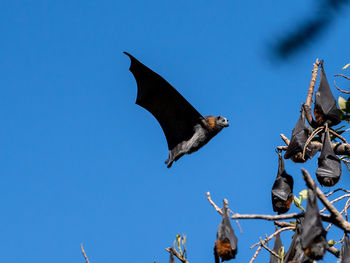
left=124, top=52, right=204, bottom=150
left=271, top=151, right=294, bottom=214
left=270, top=232, right=282, bottom=263
left=316, top=131, right=341, bottom=187
left=314, top=63, right=341, bottom=127
left=340, top=235, right=350, bottom=263
left=300, top=188, right=327, bottom=258
left=284, top=108, right=318, bottom=160
left=284, top=219, right=313, bottom=263
left=217, top=206, right=238, bottom=257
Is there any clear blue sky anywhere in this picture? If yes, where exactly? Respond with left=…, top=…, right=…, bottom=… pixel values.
left=1, top=1, right=350, bottom=262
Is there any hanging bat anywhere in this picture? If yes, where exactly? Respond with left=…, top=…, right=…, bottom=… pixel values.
left=124, top=52, right=229, bottom=168
left=271, top=150, right=294, bottom=214
left=270, top=231, right=282, bottom=263
left=284, top=218, right=313, bottom=263
left=316, top=130, right=341, bottom=187
left=300, top=187, right=327, bottom=260
left=339, top=235, right=350, bottom=263
left=284, top=108, right=318, bottom=162
left=214, top=205, right=238, bottom=262
left=314, top=61, right=341, bottom=127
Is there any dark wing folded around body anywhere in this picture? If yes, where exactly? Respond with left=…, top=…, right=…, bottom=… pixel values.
left=214, top=206, right=238, bottom=262
left=124, top=52, right=204, bottom=150
left=284, top=108, right=318, bottom=161
left=316, top=130, right=341, bottom=187
left=271, top=151, right=294, bottom=214
left=314, top=62, right=341, bottom=127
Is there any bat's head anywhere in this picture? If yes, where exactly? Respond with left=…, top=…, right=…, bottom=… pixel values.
left=216, top=116, right=229, bottom=128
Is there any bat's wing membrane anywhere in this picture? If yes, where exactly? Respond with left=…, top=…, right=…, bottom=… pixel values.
left=124, top=52, right=204, bottom=150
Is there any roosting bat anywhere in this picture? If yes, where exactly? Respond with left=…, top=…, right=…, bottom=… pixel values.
left=316, top=130, right=341, bottom=187
left=284, top=219, right=313, bottom=263
left=300, top=187, right=327, bottom=260
left=340, top=235, right=350, bottom=263
left=214, top=205, right=238, bottom=262
left=271, top=151, right=294, bottom=214
left=270, top=231, right=282, bottom=263
left=284, top=108, right=318, bottom=162
left=124, top=52, right=229, bottom=168
left=314, top=61, right=341, bottom=127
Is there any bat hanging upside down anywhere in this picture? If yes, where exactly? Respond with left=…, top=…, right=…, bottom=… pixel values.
left=124, top=52, right=229, bottom=168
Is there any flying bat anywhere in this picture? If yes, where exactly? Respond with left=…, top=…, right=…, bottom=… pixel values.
left=284, top=108, right=318, bottom=162
left=316, top=130, right=341, bottom=187
left=271, top=150, right=294, bottom=214
left=214, top=205, right=238, bottom=262
left=340, top=235, right=350, bottom=263
left=124, top=52, right=229, bottom=168
left=314, top=61, right=341, bottom=127
left=300, top=187, right=327, bottom=260
left=270, top=231, right=282, bottom=263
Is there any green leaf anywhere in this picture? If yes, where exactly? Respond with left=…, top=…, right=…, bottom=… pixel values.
left=343, top=63, right=350, bottom=70
left=299, top=190, right=308, bottom=201
left=339, top=96, right=347, bottom=112
left=328, top=239, right=336, bottom=247
left=293, top=196, right=305, bottom=211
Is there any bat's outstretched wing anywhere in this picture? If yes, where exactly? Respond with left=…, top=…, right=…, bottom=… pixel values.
left=124, top=52, right=204, bottom=150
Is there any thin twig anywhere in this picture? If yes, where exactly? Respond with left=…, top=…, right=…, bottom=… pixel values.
left=231, top=213, right=303, bottom=221
left=165, top=247, right=189, bottom=263
left=320, top=194, right=350, bottom=213
left=250, top=226, right=295, bottom=249
left=279, top=134, right=350, bottom=155
left=302, top=126, right=324, bottom=160
left=326, top=200, right=350, bottom=231
left=329, top=129, right=348, bottom=143
left=259, top=237, right=281, bottom=260
left=249, top=227, right=294, bottom=263
left=334, top=80, right=350, bottom=94
left=280, top=134, right=290, bottom=145
left=249, top=245, right=262, bottom=263
left=81, top=243, right=90, bottom=263
left=274, top=221, right=295, bottom=228
left=207, top=192, right=242, bottom=233
left=335, top=74, right=350, bottom=80
left=206, top=192, right=222, bottom=215
left=325, top=188, right=350, bottom=197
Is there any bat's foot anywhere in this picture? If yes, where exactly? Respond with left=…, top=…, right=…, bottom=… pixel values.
left=165, top=158, right=169, bottom=164
left=167, top=161, right=174, bottom=168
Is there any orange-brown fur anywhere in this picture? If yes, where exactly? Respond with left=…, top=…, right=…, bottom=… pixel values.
left=318, top=176, right=340, bottom=187
left=285, top=195, right=293, bottom=210
left=207, top=117, right=218, bottom=131
left=314, top=108, right=324, bottom=126
left=215, top=240, right=232, bottom=258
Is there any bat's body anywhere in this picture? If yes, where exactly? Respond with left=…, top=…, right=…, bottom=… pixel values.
left=214, top=206, right=238, bottom=262
left=124, top=52, right=229, bottom=168
left=165, top=116, right=226, bottom=167
left=300, top=188, right=327, bottom=260
left=316, top=130, right=341, bottom=187
left=271, top=151, right=294, bottom=214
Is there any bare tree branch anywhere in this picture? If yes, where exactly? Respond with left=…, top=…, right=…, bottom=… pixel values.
left=335, top=74, right=350, bottom=80
left=301, top=169, right=350, bottom=232
left=166, top=247, right=189, bottom=263
left=81, top=243, right=90, bottom=263
left=334, top=80, right=350, bottom=94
